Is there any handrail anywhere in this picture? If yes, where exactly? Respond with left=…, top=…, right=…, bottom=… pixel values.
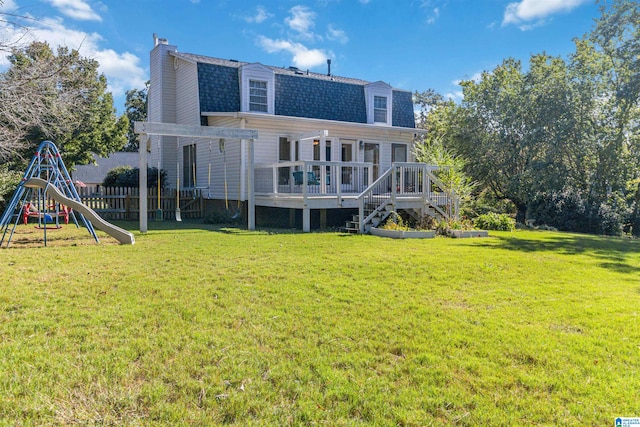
left=254, top=161, right=374, bottom=197
left=356, top=162, right=458, bottom=233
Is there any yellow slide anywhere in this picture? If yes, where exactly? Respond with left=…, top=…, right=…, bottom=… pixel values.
left=25, top=178, right=135, bottom=245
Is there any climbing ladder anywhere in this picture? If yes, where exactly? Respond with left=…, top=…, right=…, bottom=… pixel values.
left=0, top=141, right=98, bottom=247
left=346, top=163, right=458, bottom=233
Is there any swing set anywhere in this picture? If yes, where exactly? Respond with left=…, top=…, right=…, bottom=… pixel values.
left=133, top=121, right=258, bottom=233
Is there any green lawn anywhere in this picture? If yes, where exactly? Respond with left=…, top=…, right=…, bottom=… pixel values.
left=1, top=221, right=639, bottom=425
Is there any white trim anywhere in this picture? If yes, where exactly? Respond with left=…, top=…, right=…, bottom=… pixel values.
left=239, top=63, right=275, bottom=115
left=201, top=112, right=425, bottom=135
left=364, top=81, right=393, bottom=126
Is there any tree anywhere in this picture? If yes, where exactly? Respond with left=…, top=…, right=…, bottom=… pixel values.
left=124, top=82, right=149, bottom=152
left=0, top=1, right=35, bottom=54
left=413, top=93, right=475, bottom=214
left=0, top=41, right=128, bottom=165
left=569, top=0, right=640, bottom=233
left=453, top=58, right=548, bottom=223
left=103, top=166, right=167, bottom=189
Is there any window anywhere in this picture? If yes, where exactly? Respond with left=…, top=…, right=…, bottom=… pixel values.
left=183, top=144, right=197, bottom=188
left=392, top=143, right=407, bottom=163
left=374, top=96, right=387, bottom=123
left=365, top=82, right=392, bottom=125
left=249, top=80, right=268, bottom=112
left=241, top=63, right=274, bottom=114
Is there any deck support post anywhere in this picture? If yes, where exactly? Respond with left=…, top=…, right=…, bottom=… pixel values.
left=139, top=134, right=149, bottom=233
left=320, top=209, right=327, bottom=230
left=303, top=207, right=310, bottom=232
left=289, top=208, right=296, bottom=227
left=247, top=138, right=255, bottom=230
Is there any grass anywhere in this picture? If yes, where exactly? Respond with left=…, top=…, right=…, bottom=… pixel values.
left=1, top=220, right=639, bottom=425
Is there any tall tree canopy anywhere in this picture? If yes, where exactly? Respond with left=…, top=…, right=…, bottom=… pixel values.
left=0, top=41, right=128, bottom=165
left=415, top=0, right=640, bottom=235
left=124, top=82, right=149, bottom=152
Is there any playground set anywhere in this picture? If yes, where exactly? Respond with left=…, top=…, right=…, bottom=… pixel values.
left=0, top=141, right=135, bottom=248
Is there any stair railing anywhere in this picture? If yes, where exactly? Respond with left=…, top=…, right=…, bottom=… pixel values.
left=357, top=163, right=459, bottom=233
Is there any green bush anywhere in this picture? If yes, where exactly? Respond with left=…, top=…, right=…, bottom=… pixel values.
left=474, top=212, right=515, bottom=231
left=0, top=165, right=22, bottom=213
left=103, top=166, right=167, bottom=188
left=204, top=210, right=241, bottom=225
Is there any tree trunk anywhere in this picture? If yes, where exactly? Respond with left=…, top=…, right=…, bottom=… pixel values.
left=515, top=204, right=527, bottom=225
left=632, top=185, right=640, bottom=236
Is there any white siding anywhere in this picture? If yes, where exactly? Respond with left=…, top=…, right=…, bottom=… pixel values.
left=200, top=115, right=415, bottom=200
left=148, top=43, right=178, bottom=186
left=203, top=116, right=244, bottom=200
left=175, top=59, right=202, bottom=189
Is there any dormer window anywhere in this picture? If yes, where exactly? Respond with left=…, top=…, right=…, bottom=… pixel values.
left=240, top=63, right=274, bottom=114
left=249, top=80, right=268, bottom=112
left=365, top=81, right=392, bottom=126
left=373, top=96, right=387, bottom=123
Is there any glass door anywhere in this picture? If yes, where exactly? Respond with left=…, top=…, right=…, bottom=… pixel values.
left=364, top=143, right=380, bottom=183
left=341, top=140, right=356, bottom=186
left=278, top=137, right=291, bottom=185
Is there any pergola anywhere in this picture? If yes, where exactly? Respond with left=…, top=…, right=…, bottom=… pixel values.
left=134, top=122, right=258, bottom=233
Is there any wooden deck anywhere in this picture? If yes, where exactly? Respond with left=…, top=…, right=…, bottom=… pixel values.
left=254, top=161, right=456, bottom=232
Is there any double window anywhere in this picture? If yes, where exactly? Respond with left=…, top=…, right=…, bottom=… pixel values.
left=249, top=80, right=268, bottom=112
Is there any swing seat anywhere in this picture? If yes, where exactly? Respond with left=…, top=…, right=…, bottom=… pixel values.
left=22, top=203, right=70, bottom=225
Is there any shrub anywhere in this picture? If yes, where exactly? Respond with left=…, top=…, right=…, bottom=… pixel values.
left=103, top=166, right=167, bottom=188
left=380, top=212, right=409, bottom=231
left=592, top=201, right=624, bottom=236
left=0, top=165, right=22, bottom=213
left=434, top=217, right=474, bottom=236
left=474, top=213, right=515, bottom=231
left=529, top=189, right=627, bottom=236
left=204, top=210, right=241, bottom=225
left=528, top=189, right=588, bottom=232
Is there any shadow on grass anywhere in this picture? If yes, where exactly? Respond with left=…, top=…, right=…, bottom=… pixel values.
left=110, top=219, right=343, bottom=237
left=470, top=231, right=640, bottom=273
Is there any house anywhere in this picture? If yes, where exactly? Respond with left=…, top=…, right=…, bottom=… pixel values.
left=72, top=152, right=139, bottom=192
left=148, top=36, right=455, bottom=232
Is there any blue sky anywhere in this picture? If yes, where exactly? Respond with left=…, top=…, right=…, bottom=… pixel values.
left=0, top=0, right=602, bottom=112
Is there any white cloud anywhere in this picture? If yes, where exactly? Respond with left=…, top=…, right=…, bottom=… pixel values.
left=502, top=0, right=590, bottom=28
left=285, top=5, right=316, bottom=34
left=0, top=0, right=18, bottom=11
left=326, top=24, right=348, bottom=44
left=426, top=7, right=440, bottom=24
left=257, top=35, right=328, bottom=69
left=244, top=6, right=273, bottom=24
left=452, top=72, right=482, bottom=85
left=44, top=0, right=102, bottom=22
left=0, top=13, right=146, bottom=98
left=444, top=91, right=463, bottom=101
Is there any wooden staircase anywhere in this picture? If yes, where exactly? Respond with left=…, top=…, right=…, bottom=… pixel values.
left=344, top=163, right=458, bottom=234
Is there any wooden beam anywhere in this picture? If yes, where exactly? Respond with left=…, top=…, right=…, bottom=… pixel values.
left=134, top=121, right=258, bottom=140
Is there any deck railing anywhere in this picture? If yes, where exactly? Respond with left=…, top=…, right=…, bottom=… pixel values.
left=255, top=161, right=374, bottom=202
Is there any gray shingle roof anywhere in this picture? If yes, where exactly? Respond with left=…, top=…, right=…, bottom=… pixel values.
left=173, top=50, right=415, bottom=128
left=172, top=51, right=373, bottom=86
left=72, top=152, right=139, bottom=185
